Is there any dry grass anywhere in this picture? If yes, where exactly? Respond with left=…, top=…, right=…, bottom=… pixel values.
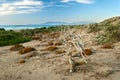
left=47, top=41, right=54, bottom=46
left=32, top=34, right=42, bottom=41
left=84, top=48, right=92, bottom=55
left=40, top=46, right=58, bottom=51
left=18, top=59, right=25, bottom=64
left=76, top=61, right=85, bottom=65
left=54, top=41, right=62, bottom=46
left=101, top=44, right=113, bottom=49
left=71, top=50, right=78, bottom=53
left=19, top=47, right=36, bottom=54
left=32, top=36, right=41, bottom=40
left=70, top=49, right=92, bottom=56
left=49, top=32, right=60, bottom=38
left=55, top=49, right=66, bottom=54
left=10, top=44, right=25, bottom=51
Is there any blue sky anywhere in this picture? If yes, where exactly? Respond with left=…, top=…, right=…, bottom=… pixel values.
left=0, top=0, right=120, bottom=24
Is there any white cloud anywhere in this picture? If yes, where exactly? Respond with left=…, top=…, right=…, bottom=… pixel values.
left=0, top=0, right=5, bottom=2
left=61, top=0, right=94, bottom=4
left=61, top=0, right=70, bottom=2
left=0, top=0, right=43, bottom=15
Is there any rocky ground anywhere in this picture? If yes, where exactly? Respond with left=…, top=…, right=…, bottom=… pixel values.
left=0, top=29, right=120, bottom=80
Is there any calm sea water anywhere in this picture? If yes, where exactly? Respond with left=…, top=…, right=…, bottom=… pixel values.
left=0, top=25, right=51, bottom=30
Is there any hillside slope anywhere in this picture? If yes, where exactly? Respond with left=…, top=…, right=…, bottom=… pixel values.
left=88, top=16, right=120, bottom=44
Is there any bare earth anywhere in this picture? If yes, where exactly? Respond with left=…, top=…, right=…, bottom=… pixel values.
left=0, top=29, right=120, bottom=80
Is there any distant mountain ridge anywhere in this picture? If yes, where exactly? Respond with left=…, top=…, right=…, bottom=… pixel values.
left=41, top=22, right=68, bottom=25
left=41, top=21, right=93, bottom=25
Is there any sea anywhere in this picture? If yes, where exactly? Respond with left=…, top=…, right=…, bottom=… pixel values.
left=0, top=25, right=52, bottom=30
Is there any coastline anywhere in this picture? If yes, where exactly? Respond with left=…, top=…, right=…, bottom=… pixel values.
left=0, top=25, right=51, bottom=30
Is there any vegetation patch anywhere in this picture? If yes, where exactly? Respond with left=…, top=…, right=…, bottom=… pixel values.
left=95, top=25, right=120, bottom=44
left=87, top=23, right=101, bottom=33
left=0, top=29, right=31, bottom=46
left=87, top=17, right=120, bottom=44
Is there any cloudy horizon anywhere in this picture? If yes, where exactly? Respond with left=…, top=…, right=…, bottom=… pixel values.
left=0, top=0, right=120, bottom=25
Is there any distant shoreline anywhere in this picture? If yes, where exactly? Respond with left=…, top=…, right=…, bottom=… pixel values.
left=0, top=24, right=87, bottom=30
left=0, top=25, right=53, bottom=30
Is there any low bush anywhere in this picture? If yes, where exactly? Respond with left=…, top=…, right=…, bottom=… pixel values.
left=95, top=25, right=120, bottom=44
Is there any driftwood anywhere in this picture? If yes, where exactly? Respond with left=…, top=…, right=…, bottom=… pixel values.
left=68, top=56, right=76, bottom=72
left=59, top=28, right=87, bottom=72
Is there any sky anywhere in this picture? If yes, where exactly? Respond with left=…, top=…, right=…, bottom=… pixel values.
left=0, top=0, right=120, bottom=25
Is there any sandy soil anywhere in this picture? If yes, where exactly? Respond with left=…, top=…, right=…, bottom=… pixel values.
left=0, top=29, right=120, bottom=80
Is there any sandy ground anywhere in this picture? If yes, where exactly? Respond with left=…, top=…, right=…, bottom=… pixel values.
left=0, top=29, right=120, bottom=80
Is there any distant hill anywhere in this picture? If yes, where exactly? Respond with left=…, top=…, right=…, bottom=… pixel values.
left=99, top=16, right=120, bottom=26
left=41, top=22, right=68, bottom=25
left=88, top=16, right=120, bottom=44
left=41, top=21, right=93, bottom=25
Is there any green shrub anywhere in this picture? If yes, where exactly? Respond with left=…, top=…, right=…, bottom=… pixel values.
left=0, top=30, right=31, bottom=46
left=0, top=28, right=5, bottom=31
left=95, top=25, right=120, bottom=44
left=88, top=23, right=101, bottom=33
